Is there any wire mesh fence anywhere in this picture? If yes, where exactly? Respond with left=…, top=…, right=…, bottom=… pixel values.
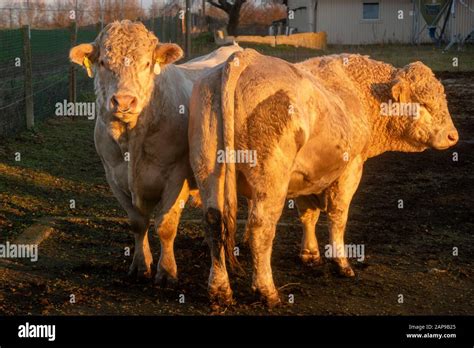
left=0, top=28, right=26, bottom=135
left=31, top=28, right=71, bottom=125
left=0, top=2, right=209, bottom=137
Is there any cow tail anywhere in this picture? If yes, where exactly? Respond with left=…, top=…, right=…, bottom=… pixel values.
left=220, top=51, right=248, bottom=272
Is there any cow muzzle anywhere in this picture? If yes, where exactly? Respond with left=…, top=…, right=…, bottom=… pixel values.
left=111, top=93, right=138, bottom=114
left=430, top=127, right=459, bottom=150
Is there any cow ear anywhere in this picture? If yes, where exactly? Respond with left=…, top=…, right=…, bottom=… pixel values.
left=69, top=43, right=98, bottom=78
left=153, top=43, right=183, bottom=74
left=391, top=78, right=411, bottom=103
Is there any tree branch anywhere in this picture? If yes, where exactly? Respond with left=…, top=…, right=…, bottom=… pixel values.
left=207, top=0, right=231, bottom=13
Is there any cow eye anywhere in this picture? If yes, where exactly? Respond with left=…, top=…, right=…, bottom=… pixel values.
left=99, top=60, right=105, bottom=67
left=146, top=62, right=151, bottom=68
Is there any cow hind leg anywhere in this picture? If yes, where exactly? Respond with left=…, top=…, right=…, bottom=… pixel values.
left=248, top=190, right=287, bottom=307
left=296, top=196, right=322, bottom=266
left=205, top=206, right=233, bottom=308
left=192, top=156, right=233, bottom=306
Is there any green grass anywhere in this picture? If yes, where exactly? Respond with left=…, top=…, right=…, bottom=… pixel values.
left=0, top=119, right=120, bottom=242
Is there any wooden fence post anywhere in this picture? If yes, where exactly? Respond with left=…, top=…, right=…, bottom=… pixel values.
left=22, top=25, right=34, bottom=130
left=151, top=3, right=155, bottom=35
left=69, top=20, right=77, bottom=119
left=172, top=16, right=176, bottom=43
left=185, top=0, right=192, bottom=58
left=174, top=12, right=184, bottom=47
left=161, top=15, right=165, bottom=41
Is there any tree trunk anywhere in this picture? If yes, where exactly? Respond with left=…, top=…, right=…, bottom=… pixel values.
left=227, top=1, right=243, bottom=35
left=207, top=0, right=246, bottom=35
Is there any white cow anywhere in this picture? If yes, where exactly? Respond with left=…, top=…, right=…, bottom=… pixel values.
left=69, top=20, right=242, bottom=285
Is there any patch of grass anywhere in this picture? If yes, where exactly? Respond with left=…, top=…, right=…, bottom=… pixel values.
left=192, top=32, right=215, bottom=46
left=0, top=119, right=121, bottom=242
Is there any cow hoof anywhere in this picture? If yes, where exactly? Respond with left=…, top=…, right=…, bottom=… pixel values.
left=337, top=266, right=355, bottom=278
left=300, top=249, right=323, bottom=266
left=265, top=293, right=281, bottom=308
left=209, top=287, right=234, bottom=309
left=254, top=288, right=281, bottom=308
left=155, top=271, right=178, bottom=288
left=260, top=293, right=281, bottom=308
left=127, top=266, right=152, bottom=282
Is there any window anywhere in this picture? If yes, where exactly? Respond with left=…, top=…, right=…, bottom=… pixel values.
left=425, top=4, right=442, bottom=16
left=363, top=2, right=380, bottom=20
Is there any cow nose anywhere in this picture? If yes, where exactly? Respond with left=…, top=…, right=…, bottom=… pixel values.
left=111, top=94, right=137, bottom=112
left=447, top=129, right=459, bottom=145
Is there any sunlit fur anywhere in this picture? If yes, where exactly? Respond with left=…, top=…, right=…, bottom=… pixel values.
left=69, top=21, right=243, bottom=284
left=189, top=49, right=458, bottom=307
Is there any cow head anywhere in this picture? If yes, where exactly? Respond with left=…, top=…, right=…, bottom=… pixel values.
left=69, top=20, right=183, bottom=124
left=389, top=62, right=458, bottom=151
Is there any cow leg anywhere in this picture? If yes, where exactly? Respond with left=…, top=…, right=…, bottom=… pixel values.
left=197, top=168, right=234, bottom=307
left=154, top=178, right=190, bottom=287
left=242, top=197, right=253, bottom=243
left=295, top=196, right=322, bottom=266
left=128, top=210, right=153, bottom=280
left=189, top=133, right=232, bottom=305
left=205, top=206, right=233, bottom=308
left=248, top=190, right=287, bottom=307
left=103, top=171, right=153, bottom=279
left=326, top=156, right=363, bottom=277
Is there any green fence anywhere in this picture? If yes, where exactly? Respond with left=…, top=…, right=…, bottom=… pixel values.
left=0, top=15, right=193, bottom=137
left=0, top=29, right=25, bottom=135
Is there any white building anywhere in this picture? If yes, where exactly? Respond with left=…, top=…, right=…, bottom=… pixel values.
left=287, top=0, right=474, bottom=44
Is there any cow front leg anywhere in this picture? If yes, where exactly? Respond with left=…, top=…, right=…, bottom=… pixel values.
left=296, top=196, right=322, bottom=266
left=327, top=209, right=354, bottom=277
left=128, top=211, right=153, bottom=280
left=104, top=176, right=153, bottom=280
left=326, top=156, right=363, bottom=278
left=154, top=179, right=190, bottom=287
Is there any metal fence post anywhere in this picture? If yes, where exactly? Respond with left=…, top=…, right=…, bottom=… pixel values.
left=22, top=25, right=34, bottom=130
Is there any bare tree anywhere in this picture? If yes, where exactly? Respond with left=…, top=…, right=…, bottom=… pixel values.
left=239, top=1, right=286, bottom=27
left=32, top=0, right=49, bottom=27
left=50, top=0, right=69, bottom=27
left=207, top=0, right=246, bottom=35
left=0, top=0, right=17, bottom=28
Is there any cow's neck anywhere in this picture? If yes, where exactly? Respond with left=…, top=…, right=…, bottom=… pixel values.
left=320, top=59, right=415, bottom=156
left=367, top=108, right=410, bottom=157
left=365, top=81, right=423, bottom=157
left=99, top=103, right=150, bottom=156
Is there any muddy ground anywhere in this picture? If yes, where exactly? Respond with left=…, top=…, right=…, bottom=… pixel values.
left=0, top=72, right=473, bottom=315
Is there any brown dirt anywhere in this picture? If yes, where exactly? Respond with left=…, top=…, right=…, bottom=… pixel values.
left=0, top=72, right=473, bottom=316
